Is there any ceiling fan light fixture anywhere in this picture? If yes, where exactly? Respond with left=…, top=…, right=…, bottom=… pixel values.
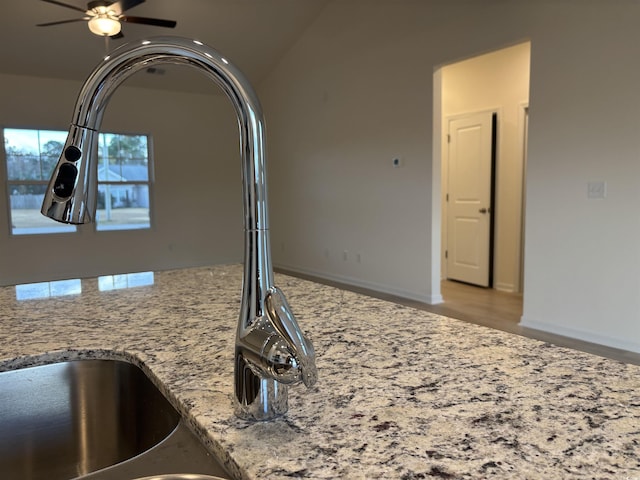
left=88, top=14, right=121, bottom=36
left=37, top=0, right=177, bottom=37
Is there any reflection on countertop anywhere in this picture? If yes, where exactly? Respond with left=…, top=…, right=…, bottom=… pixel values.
left=1, top=264, right=639, bottom=479
left=15, top=271, right=155, bottom=301
left=15, top=278, right=83, bottom=300
left=98, top=271, right=155, bottom=291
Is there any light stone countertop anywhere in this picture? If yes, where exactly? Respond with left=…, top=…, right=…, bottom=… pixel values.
left=1, top=264, right=639, bottom=479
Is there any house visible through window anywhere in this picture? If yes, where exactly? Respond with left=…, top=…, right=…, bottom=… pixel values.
left=3, top=128, right=152, bottom=234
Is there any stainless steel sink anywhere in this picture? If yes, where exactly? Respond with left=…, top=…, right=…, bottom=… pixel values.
left=0, top=359, right=231, bottom=480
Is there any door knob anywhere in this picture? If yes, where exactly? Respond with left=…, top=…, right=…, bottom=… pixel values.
left=479, top=207, right=489, bottom=214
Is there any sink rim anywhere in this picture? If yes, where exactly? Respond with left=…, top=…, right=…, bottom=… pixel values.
left=132, top=475, right=228, bottom=480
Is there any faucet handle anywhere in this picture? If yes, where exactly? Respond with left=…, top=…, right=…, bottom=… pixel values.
left=265, top=287, right=318, bottom=388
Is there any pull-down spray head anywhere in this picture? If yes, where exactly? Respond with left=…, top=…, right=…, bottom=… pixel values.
left=41, top=125, right=100, bottom=224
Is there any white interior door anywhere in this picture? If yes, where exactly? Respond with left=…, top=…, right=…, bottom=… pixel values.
left=446, top=112, right=494, bottom=287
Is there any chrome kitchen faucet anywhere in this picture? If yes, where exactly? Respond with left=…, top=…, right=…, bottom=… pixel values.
left=41, top=36, right=317, bottom=421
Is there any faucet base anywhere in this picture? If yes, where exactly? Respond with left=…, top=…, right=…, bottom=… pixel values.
left=234, top=354, right=288, bottom=420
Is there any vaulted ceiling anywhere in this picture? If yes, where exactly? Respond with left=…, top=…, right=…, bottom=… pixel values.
left=0, top=0, right=329, bottom=93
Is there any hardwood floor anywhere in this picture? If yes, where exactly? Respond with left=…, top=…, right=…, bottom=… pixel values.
left=422, top=280, right=523, bottom=329
left=277, top=269, right=640, bottom=366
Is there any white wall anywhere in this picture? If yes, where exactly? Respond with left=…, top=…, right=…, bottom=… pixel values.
left=441, top=42, right=531, bottom=293
left=260, top=0, right=640, bottom=352
left=521, top=3, right=640, bottom=352
left=0, top=72, right=243, bottom=285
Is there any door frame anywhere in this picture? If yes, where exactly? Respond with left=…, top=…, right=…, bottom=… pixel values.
left=441, top=108, right=500, bottom=285
left=518, top=102, right=529, bottom=293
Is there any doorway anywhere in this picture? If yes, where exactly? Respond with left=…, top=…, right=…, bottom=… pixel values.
left=437, top=42, right=531, bottom=296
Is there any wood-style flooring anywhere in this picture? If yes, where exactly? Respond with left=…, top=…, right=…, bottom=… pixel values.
left=277, top=269, right=640, bottom=366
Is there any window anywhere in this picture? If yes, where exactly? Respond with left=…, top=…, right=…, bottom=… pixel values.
left=96, top=133, right=151, bottom=231
left=3, top=128, right=152, bottom=234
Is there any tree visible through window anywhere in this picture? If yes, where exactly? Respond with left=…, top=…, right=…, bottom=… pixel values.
left=3, top=128, right=152, bottom=235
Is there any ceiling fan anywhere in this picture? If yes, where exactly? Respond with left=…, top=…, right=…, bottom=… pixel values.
left=37, top=0, right=177, bottom=38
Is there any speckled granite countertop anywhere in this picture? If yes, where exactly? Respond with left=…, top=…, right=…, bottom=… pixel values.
left=1, top=264, right=638, bottom=479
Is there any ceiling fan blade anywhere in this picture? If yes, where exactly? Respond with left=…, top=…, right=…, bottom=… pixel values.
left=37, top=17, right=89, bottom=27
left=118, top=0, right=145, bottom=12
left=40, top=0, right=88, bottom=13
left=120, top=16, right=176, bottom=28
left=110, top=31, right=125, bottom=39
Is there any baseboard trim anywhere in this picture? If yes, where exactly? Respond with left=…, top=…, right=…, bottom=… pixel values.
left=275, top=264, right=444, bottom=305
left=495, top=282, right=517, bottom=293
left=520, top=316, right=640, bottom=354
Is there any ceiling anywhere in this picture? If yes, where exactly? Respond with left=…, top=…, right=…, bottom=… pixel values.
left=0, top=0, right=329, bottom=94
